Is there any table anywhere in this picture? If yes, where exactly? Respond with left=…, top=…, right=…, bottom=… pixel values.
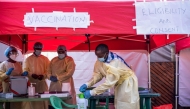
left=0, top=96, right=71, bottom=109
left=88, top=92, right=160, bottom=109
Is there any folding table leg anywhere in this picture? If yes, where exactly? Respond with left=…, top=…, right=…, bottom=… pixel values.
left=89, top=99, right=96, bottom=109
left=145, top=98, right=151, bottom=109
left=140, top=98, right=144, bottom=109
left=0, top=102, right=3, bottom=109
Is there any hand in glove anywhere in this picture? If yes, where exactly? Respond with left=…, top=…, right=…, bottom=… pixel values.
left=21, top=71, right=28, bottom=76
left=84, top=90, right=92, bottom=99
left=32, top=74, right=38, bottom=79
left=79, top=84, right=87, bottom=93
left=4, top=78, right=9, bottom=82
left=50, top=76, right=58, bottom=82
left=6, top=68, right=14, bottom=75
left=38, top=75, right=44, bottom=80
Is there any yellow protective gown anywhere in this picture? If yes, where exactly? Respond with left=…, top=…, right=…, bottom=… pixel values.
left=47, top=56, right=76, bottom=105
left=0, top=61, right=22, bottom=109
left=87, top=59, right=139, bottom=109
left=22, top=54, right=50, bottom=109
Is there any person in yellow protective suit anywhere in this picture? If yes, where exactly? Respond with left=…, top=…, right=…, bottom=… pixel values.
left=47, top=45, right=76, bottom=108
left=0, top=46, right=23, bottom=109
left=22, top=42, right=50, bottom=109
left=79, top=44, right=139, bottom=109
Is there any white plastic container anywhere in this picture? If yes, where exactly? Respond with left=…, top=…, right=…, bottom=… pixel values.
left=28, top=83, right=36, bottom=96
left=77, top=93, right=87, bottom=109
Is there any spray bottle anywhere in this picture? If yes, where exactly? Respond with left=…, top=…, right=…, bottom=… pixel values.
left=77, top=93, right=87, bottom=109
left=28, top=83, right=36, bottom=96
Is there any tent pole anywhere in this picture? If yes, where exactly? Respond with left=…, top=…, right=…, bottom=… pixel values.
left=22, top=35, right=27, bottom=54
left=146, top=35, right=151, bottom=89
left=148, top=44, right=151, bottom=89
left=175, top=54, right=179, bottom=109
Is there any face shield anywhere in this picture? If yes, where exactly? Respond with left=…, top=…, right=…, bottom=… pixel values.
left=4, top=46, right=18, bottom=58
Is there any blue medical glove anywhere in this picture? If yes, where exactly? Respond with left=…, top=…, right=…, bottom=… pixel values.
left=84, top=90, right=92, bottom=99
left=6, top=68, right=14, bottom=75
left=79, top=84, right=87, bottom=93
left=21, top=71, right=28, bottom=76
left=50, top=76, right=58, bottom=82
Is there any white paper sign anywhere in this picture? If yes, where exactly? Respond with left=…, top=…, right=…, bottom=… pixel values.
left=23, top=11, right=91, bottom=30
left=135, top=1, right=190, bottom=34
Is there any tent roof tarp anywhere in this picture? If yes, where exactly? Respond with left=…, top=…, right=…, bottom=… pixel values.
left=0, top=1, right=135, bottom=34
left=0, top=0, right=187, bottom=53
left=176, top=37, right=190, bottom=53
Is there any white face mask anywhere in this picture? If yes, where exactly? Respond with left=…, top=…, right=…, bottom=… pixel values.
left=98, top=57, right=105, bottom=62
left=35, top=50, right=41, bottom=56
left=58, top=54, right=65, bottom=59
left=10, top=54, right=17, bottom=61
left=98, top=53, right=106, bottom=62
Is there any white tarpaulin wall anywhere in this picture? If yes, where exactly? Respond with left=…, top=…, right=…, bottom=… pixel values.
left=26, top=50, right=148, bottom=94
left=0, top=43, right=148, bottom=94
left=179, top=48, right=190, bottom=107
left=150, top=43, right=175, bottom=62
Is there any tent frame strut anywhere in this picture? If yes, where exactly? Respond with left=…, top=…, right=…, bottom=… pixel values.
left=22, top=35, right=27, bottom=54
left=90, top=34, right=146, bottom=43
left=85, top=34, right=91, bottom=52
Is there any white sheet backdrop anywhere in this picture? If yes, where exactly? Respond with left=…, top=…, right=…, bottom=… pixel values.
left=179, top=48, right=190, bottom=107
left=0, top=43, right=148, bottom=94
left=25, top=50, right=148, bottom=94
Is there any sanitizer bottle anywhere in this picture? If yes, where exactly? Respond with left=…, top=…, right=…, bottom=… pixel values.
left=77, top=93, right=87, bottom=109
left=28, top=83, right=36, bottom=96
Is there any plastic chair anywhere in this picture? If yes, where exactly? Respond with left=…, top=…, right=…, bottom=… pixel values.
left=50, top=95, right=78, bottom=109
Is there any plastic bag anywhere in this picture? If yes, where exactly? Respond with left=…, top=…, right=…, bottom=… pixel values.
left=153, top=104, right=173, bottom=109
